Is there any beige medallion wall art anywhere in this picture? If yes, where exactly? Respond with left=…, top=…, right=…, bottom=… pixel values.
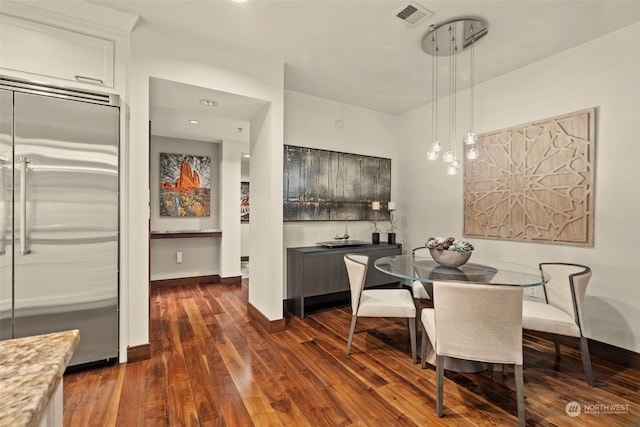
left=464, top=108, right=595, bottom=246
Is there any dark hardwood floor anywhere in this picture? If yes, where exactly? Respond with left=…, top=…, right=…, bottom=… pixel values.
left=63, top=280, right=640, bottom=426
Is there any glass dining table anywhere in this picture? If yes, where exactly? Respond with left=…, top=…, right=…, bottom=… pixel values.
left=374, top=255, right=549, bottom=299
left=374, top=254, right=549, bottom=372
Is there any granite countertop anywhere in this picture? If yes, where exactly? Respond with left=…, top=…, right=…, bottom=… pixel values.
left=0, top=330, right=80, bottom=427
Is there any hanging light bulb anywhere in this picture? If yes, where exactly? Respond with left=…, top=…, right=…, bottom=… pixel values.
left=466, top=147, right=479, bottom=159
left=464, top=133, right=478, bottom=145
left=447, top=163, right=458, bottom=175
left=442, top=150, right=455, bottom=163
left=451, top=158, right=461, bottom=169
left=427, top=142, right=441, bottom=160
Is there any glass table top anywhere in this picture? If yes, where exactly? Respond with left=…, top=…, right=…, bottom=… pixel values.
left=374, top=255, right=549, bottom=288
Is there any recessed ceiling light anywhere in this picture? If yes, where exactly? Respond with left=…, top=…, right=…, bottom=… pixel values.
left=243, top=154, right=251, bottom=158
left=199, top=99, right=218, bottom=107
left=231, top=0, right=247, bottom=3
left=189, top=120, right=199, bottom=124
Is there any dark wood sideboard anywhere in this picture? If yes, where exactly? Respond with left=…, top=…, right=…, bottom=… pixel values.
left=286, top=243, right=402, bottom=319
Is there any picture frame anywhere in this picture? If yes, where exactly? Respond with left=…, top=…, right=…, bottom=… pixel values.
left=464, top=108, right=594, bottom=246
left=241, top=181, right=250, bottom=223
left=159, top=152, right=211, bottom=217
left=283, top=145, right=391, bottom=221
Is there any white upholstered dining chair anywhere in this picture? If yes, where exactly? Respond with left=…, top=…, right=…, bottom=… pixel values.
left=522, top=263, right=594, bottom=386
left=421, top=280, right=526, bottom=427
left=344, top=254, right=417, bottom=363
left=411, top=246, right=432, bottom=301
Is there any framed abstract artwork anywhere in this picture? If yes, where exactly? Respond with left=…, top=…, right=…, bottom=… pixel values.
left=159, top=152, right=211, bottom=217
left=464, top=108, right=594, bottom=246
left=283, top=145, right=391, bottom=221
left=241, top=181, right=250, bottom=223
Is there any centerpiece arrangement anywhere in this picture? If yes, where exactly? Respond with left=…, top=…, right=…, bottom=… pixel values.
left=425, top=236, right=474, bottom=268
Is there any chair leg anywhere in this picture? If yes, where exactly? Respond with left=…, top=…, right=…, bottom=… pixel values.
left=436, top=354, right=444, bottom=418
left=414, top=298, right=421, bottom=336
left=346, top=315, right=358, bottom=355
left=420, top=329, right=428, bottom=369
left=579, top=336, right=595, bottom=386
left=553, top=334, right=561, bottom=359
left=407, top=317, right=417, bottom=364
left=514, top=364, right=525, bottom=427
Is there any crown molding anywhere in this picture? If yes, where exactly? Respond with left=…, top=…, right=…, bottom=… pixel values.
left=0, top=0, right=139, bottom=40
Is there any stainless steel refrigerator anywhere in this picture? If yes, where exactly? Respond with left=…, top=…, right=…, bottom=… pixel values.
left=0, top=77, right=119, bottom=368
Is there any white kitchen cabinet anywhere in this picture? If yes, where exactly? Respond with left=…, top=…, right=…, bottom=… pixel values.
left=37, top=380, right=63, bottom=427
left=0, top=14, right=114, bottom=87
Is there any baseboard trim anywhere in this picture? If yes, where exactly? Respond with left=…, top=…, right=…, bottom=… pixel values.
left=220, top=275, right=242, bottom=285
left=127, top=343, right=151, bottom=363
left=528, top=331, right=640, bottom=369
left=585, top=337, right=640, bottom=370
left=150, top=275, right=220, bottom=289
left=247, top=302, right=285, bottom=333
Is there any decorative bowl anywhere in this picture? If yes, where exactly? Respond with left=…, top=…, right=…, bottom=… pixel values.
left=429, top=248, right=472, bottom=268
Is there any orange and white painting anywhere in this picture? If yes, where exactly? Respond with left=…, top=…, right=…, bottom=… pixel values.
left=160, top=153, right=211, bottom=217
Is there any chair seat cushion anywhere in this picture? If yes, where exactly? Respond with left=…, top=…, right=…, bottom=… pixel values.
left=412, top=280, right=431, bottom=300
left=522, top=300, right=581, bottom=337
left=357, top=289, right=416, bottom=318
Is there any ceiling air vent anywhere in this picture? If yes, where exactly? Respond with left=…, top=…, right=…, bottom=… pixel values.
left=394, top=2, right=433, bottom=27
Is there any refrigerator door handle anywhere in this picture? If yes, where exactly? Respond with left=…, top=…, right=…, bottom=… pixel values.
left=20, top=157, right=31, bottom=255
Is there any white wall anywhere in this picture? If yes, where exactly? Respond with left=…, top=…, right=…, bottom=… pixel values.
left=248, top=102, right=284, bottom=320
left=128, top=21, right=285, bottom=350
left=283, top=90, right=398, bottom=296
left=219, top=139, right=247, bottom=279
left=397, top=22, right=640, bottom=353
left=149, top=135, right=221, bottom=280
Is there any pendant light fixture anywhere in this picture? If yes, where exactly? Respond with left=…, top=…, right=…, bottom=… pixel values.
left=423, top=18, right=488, bottom=174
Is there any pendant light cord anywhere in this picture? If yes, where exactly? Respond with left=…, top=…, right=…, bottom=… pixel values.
left=431, top=35, right=438, bottom=144
left=469, top=25, right=475, bottom=133
left=448, top=23, right=456, bottom=158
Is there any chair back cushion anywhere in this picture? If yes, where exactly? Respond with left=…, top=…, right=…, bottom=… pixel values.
left=344, top=254, right=368, bottom=315
left=432, top=280, right=524, bottom=364
left=540, top=263, right=591, bottom=321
